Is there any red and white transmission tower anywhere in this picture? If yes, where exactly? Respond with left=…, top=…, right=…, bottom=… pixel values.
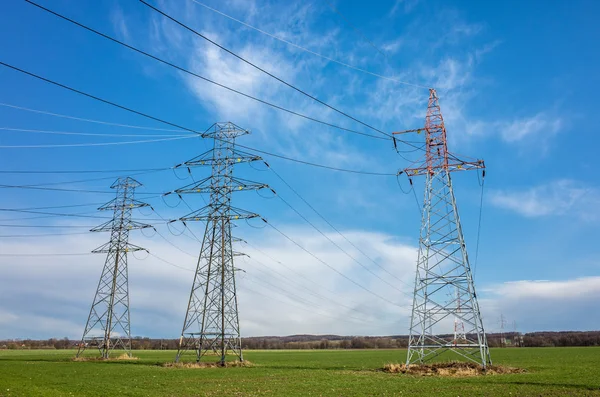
left=393, top=89, right=491, bottom=368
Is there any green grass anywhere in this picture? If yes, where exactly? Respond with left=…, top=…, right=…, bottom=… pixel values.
left=0, top=348, right=599, bottom=396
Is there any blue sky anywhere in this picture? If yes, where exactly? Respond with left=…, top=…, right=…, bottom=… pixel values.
left=0, top=0, right=598, bottom=339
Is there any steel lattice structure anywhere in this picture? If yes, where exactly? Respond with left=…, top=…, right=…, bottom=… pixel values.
left=174, top=122, right=267, bottom=365
left=394, top=89, right=491, bottom=368
left=76, top=177, right=151, bottom=359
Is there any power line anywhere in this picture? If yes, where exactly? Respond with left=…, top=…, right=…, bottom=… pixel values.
left=322, top=1, right=433, bottom=94
left=0, top=167, right=171, bottom=175
left=0, top=184, right=162, bottom=195
left=25, top=1, right=388, bottom=141
left=243, top=239, right=359, bottom=304
left=247, top=254, right=374, bottom=318
left=0, top=170, right=167, bottom=188
left=0, top=202, right=105, bottom=211
left=324, top=1, right=388, bottom=59
left=152, top=228, right=198, bottom=259
left=242, top=274, right=369, bottom=324
left=0, top=207, right=164, bottom=223
left=244, top=267, right=333, bottom=314
left=0, top=224, right=95, bottom=228
left=270, top=180, right=409, bottom=296
left=0, top=135, right=196, bottom=148
left=0, top=126, right=190, bottom=138
left=153, top=253, right=381, bottom=327
left=146, top=252, right=196, bottom=272
left=473, top=170, right=486, bottom=277
left=0, top=102, right=184, bottom=132
left=0, top=252, right=92, bottom=257
left=0, top=231, right=91, bottom=238
left=267, top=162, right=412, bottom=289
left=0, top=208, right=110, bottom=220
left=145, top=209, right=378, bottom=321
left=0, top=213, right=90, bottom=222
left=139, top=0, right=393, bottom=139
left=245, top=149, right=397, bottom=176
left=238, top=281, right=396, bottom=327
left=0, top=61, right=199, bottom=134
left=0, top=60, right=399, bottom=176
left=262, top=218, right=404, bottom=308
left=0, top=184, right=122, bottom=194
left=189, top=0, right=427, bottom=89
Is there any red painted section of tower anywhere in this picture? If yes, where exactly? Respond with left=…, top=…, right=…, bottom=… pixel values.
left=393, top=89, right=484, bottom=176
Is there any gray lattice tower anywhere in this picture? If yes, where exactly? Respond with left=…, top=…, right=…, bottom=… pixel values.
left=173, top=122, right=267, bottom=365
left=393, top=89, right=491, bottom=368
left=76, top=177, right=151, bottom=359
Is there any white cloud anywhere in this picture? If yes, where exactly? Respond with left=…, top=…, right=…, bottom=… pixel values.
left=489, top=277, right=600, bottom=299
left=2, top=222, right=597, bottom=338
left=480, top=277, right=600, bottom=332
left=499, top=112, right=562, bottom=143
left=0, top=225, right=418, bottom=339
left=489, top=179, right=599, bottom=219
left=111, top=6, right=130, bottom=42
left=381, top=38, right=404, bottom=54
left=185, top=37, right=298, bottom=128
left=389, top=0, right=421, bottom=16
left=474, top=40, right=502, bottom=62
left=140, top=0, right=391, bottom=172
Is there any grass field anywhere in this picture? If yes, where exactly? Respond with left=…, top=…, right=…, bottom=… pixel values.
left=0, top=348, right=599, bottom=396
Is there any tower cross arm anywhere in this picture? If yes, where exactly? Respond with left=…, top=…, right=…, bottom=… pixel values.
left=90, top=219, right=153, bottom=232
left=92, top=242, right=148, bottom=254
left=178, top=205, right=259, bottom=222
left=97, top=198, right=150, bottom=211
left=392, top=128, right=425, bottom=135
left=404, top=159, right=485, bottom=177
left=173, top=177, right=269, bottom=195
left=176, top=148, right=262, bottom=168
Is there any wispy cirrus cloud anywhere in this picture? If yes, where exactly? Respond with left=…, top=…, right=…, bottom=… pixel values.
left=489, top=179, right=599, bottom=219
left=141, top=0, right=409, bottom=173
left=464, top=111, right=563, bottom=148
left=498, top=112, right=563, bottom=143
left=389, top=0, right=421, bottom=16
left=110, top=6, right=130, bottom=42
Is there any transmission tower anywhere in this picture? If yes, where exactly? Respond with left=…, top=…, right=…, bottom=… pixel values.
left=453, top=287, right=466, bottom=345
left=76, top=177, right=151, bottom=359
left=173, top=122, right=267, bottom=365
left=499, top=313, right=507, bottom=347
left=393, top=89, right=491, bottom=368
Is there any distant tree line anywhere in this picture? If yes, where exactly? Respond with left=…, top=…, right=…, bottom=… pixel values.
left=2, top=331, right=600, bottom=350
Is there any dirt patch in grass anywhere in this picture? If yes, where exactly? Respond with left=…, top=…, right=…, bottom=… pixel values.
left=162, top=360, right=253, bottom=369
left=72, top=354, right=138, bottom=362
left=382, top=361, right=525, bottom=377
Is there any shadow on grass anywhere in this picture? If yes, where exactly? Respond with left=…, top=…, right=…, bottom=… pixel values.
left=492, top=380, right=600, bottom=391
left=254, top=364, right=377, bottom=371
